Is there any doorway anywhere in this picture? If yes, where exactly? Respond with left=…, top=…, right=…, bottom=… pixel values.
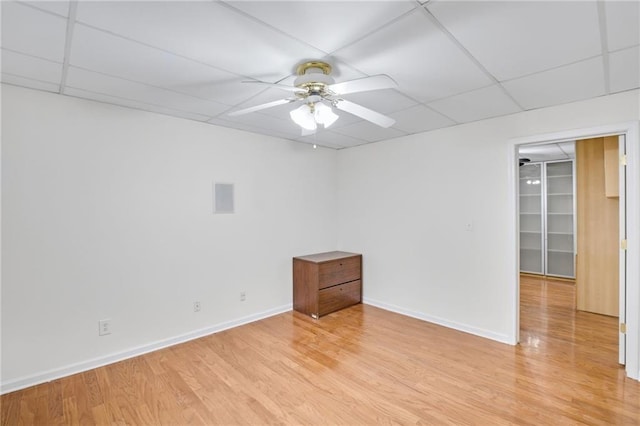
left=518, top=137, right=620, bottom=360
left=518, top=142, right=576, bottom=279
left=508, top=122, right=640, bottom=381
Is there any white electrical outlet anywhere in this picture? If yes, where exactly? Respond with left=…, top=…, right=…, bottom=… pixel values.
left=194, top=301, right=201, bottom=312
left=240, top=292, right=246, bottom=301
left=98, top=319, right=111, bottom=336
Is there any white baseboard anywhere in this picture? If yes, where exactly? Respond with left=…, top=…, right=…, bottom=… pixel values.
left=1, top=304, right=292, bottom=395
left=363, top=298, right=513, bottom=345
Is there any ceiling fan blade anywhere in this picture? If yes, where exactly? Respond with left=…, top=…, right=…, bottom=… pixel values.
left=243, top=80, right=305, bottom=93
left=228, top=98, right=297, bottom=116
left=328, top=74, right=397, bottom=95
left=334, top=99, right=395, bottom=128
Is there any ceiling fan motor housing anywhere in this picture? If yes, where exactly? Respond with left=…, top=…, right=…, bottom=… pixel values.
left=294, top=61, right=335, bottom=97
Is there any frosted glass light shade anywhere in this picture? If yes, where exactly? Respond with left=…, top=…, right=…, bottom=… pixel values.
left=314, top=103, right=339, bottom=128
left=290, top=105, right=317, bottom=131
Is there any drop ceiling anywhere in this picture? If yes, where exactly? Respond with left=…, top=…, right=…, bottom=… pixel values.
left=519, top=141, right=575, bottom=162
left=1, top=1, right=639, bottom=149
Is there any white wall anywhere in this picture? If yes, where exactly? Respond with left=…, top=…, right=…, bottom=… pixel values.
left=336, top=90, right=640, bottom=344
left=1, top=85, right=338, bottom=391
left=3, top=85, right=639, bottom=393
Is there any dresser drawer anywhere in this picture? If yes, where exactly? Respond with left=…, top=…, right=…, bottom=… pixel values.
left=318, top=280, right=361, bottom=316
left=318, top=256, right=361, bottom=289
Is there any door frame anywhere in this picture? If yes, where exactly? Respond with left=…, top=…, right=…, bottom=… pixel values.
left=507, top=121, right=639, bottom=381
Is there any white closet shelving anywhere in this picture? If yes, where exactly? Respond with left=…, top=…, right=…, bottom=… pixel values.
left=520, top=163, right=544, bottom=274
left=519, top=160, right=575, bottom=278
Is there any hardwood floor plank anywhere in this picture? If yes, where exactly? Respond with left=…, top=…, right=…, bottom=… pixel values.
left=2, top=275, right=639, bottom=424
left=0, top=391, right=21, bottom=426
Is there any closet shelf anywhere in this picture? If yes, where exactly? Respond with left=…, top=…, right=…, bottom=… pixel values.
left=519, top=159, right=575, bottom=278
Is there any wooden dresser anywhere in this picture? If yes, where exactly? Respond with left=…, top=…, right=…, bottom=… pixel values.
left=293, top=251, right=362, bottom=318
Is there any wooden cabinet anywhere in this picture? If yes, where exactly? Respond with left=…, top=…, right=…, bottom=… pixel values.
left=293, top=251, right=362, bottom=318
left=576, top=137, right=619, bottom=316
left=603, top=137, right=620, bottom=198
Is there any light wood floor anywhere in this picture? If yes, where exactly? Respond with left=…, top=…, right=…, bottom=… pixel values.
left=2, top=275, right=639, bottom=425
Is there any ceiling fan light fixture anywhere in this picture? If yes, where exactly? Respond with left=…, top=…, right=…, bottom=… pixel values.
left=290, top=104, right=317, bottom=131
left=233, top=59, right=398, bottom=134
left=314, top=103, right=339, bottom=128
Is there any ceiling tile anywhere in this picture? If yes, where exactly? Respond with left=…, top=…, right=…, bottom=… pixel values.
left=557, top=141, right=575, bottom=158
left=20, top=1, right=69, bottom=17
left=1, top=74, right=60, bottom=93
left=207, top=117, right=288, bottom=138
left=2, top=0, right=632, bottom=150
left=1, top=48, right=62, bottom=83
left=69, top=24, right=263, bottom=106
left=609, top=45, right=640, bottom=94
left=65, top=67, right=229, bottom=117
left=224, top=109, right=307, bottom=139
left=390, top=104, right=455, bottom=134
left=519, top=142, right=574, bottom=162
left=428, top=1, right=601, bottom=81
left=64, top=87, right=211, bottom=122
left=502, top=57, right=605, bottom=111
left=297, top=131, right=366, bottom=149
left=75, top=1, right=325, bottom=80
left=605, top=1, right=640, bottom=51
left=428, top=84, right=522, bottom=123
left=333, top=9, right=492, bottom=102
left=0, top=1, right=67, bottom=62
left=256, top=128, right=306, bottom=141
left=519, top=144, right=564, bottom=159
left=332, top=121, right=406, bottom=142
left=227, top=1, right=417, bottom=53
left=208, top=117, right=308, bottom=142
left=344, top=89, right=418, bottom=115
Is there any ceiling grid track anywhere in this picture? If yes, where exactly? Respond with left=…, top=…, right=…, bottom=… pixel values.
left=499, top=54, right=605, bottom=84
left=596, top=0, right=612, bottom=95
left=59, top=1, right=78, bottom=95
left=68, top=63, right=230, bottom=108
left=2, top=1, right=637, bottom=148
left=324, top=7, right=423, bottom=59
left=67, top=20, right=247, bottom=85
left=218, top=1, right=330, bottom=56
left=420, top=5, right=526, bottom=112
left=65, top=84, right=213, bottom=120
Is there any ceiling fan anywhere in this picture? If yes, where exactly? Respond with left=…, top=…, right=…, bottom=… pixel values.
left=228, top=61, right=398, bottom=135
